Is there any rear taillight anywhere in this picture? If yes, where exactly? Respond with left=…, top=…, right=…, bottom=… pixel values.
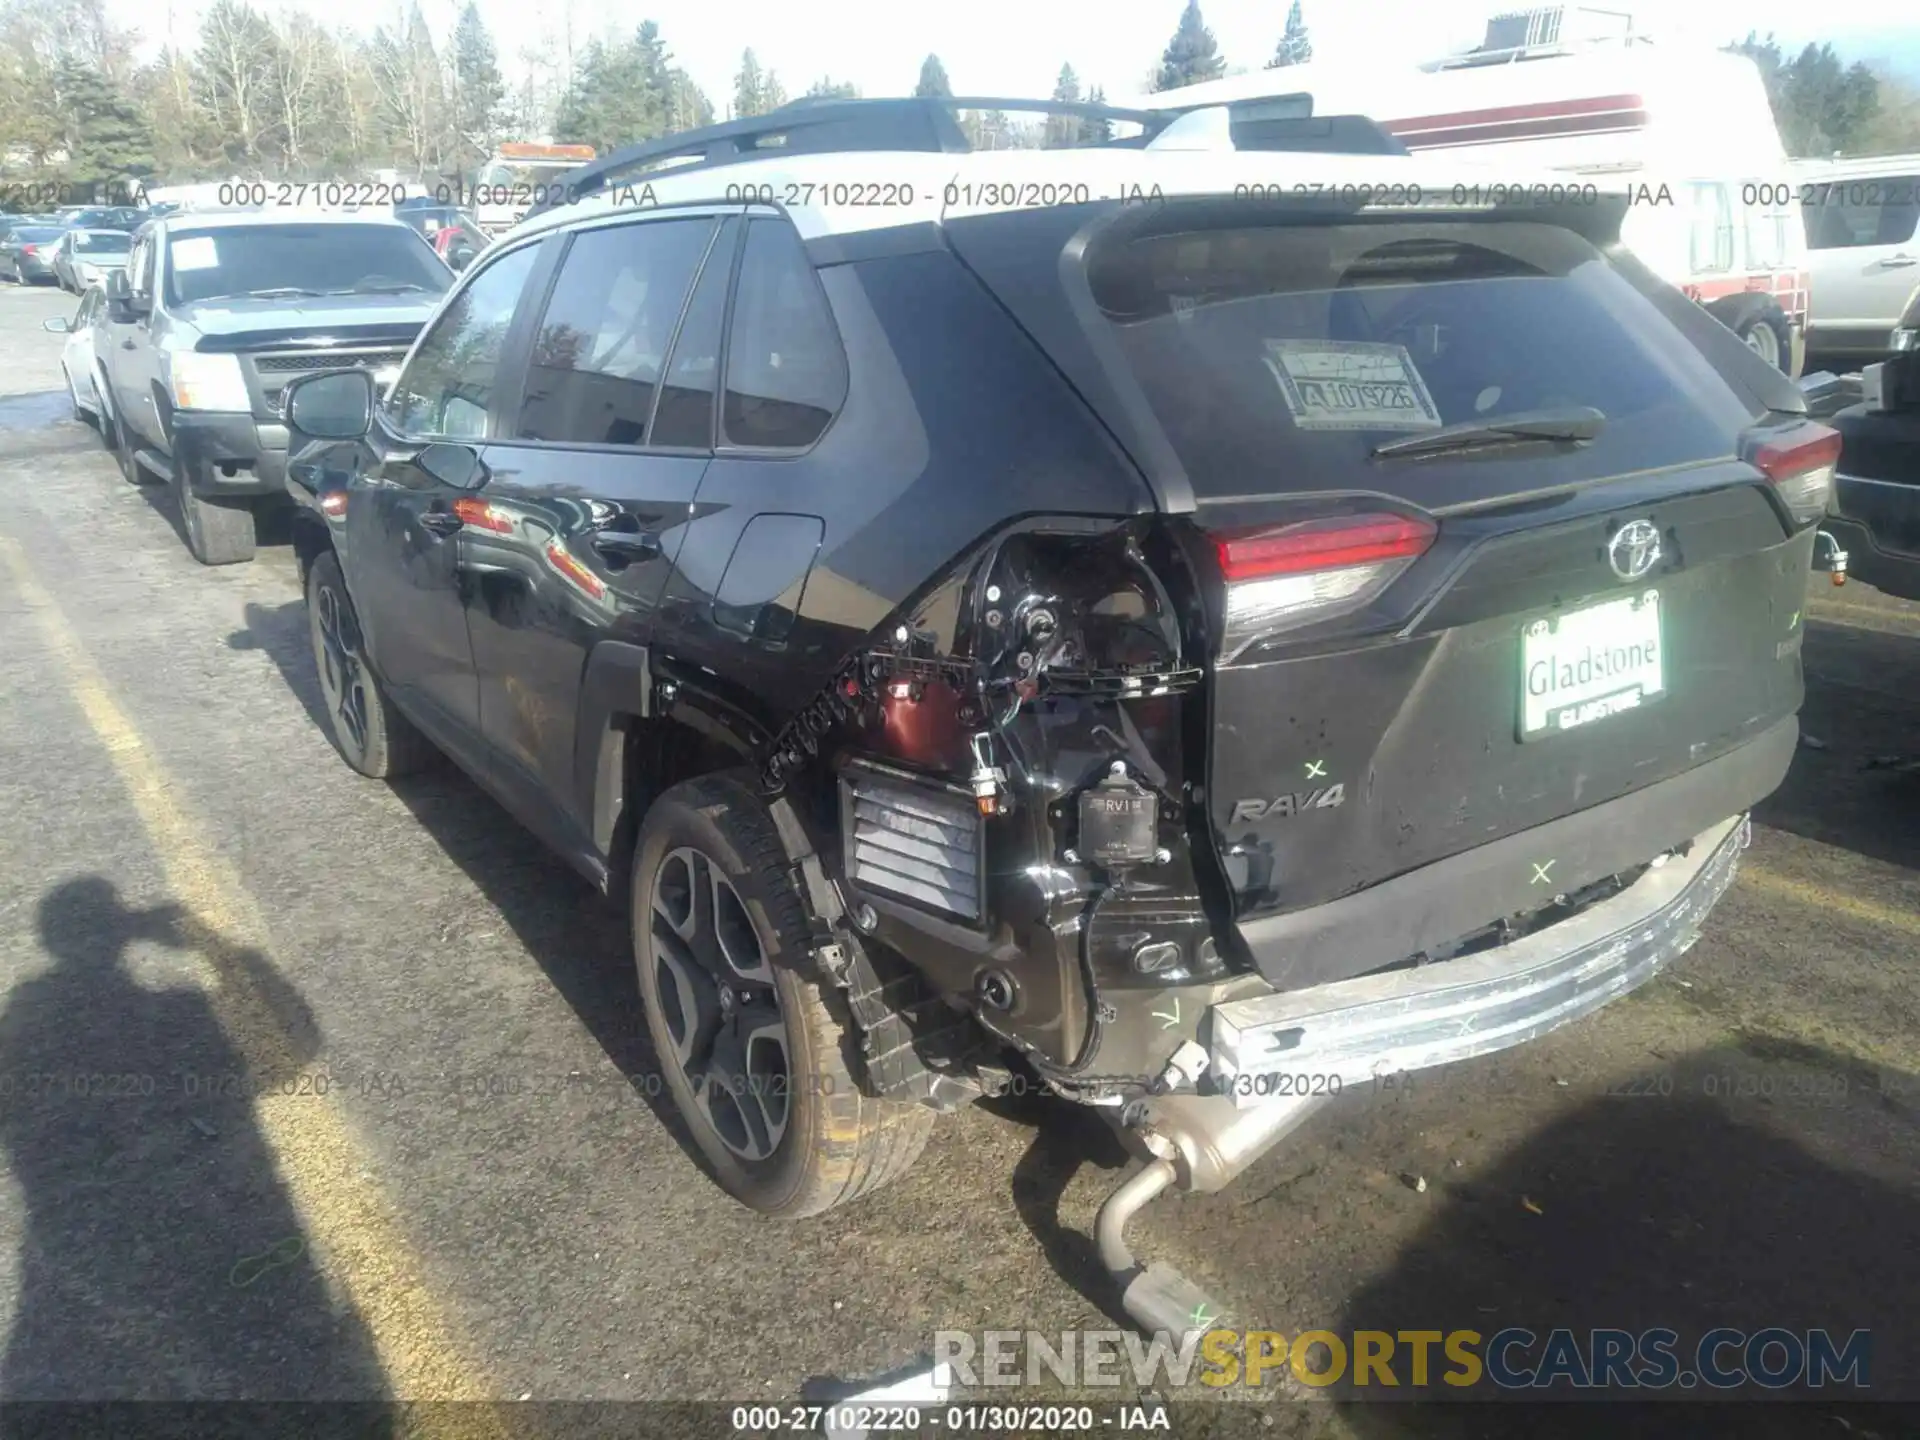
left=1748, top=422, right=1841, bottom=528
left=1212, top=512, right=1437, bottom=661
left=20, top=245, right=38, bottom=256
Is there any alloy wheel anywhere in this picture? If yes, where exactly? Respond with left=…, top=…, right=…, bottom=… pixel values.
left=311, top=577, right=372, bottom=762
left=648, top=846, right=793, bottom=1162
left=1745, top=321, right=1782, bottom=370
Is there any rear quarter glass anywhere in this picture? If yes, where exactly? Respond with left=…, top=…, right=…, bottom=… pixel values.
left=1086, top=219, right=1763, bottom=507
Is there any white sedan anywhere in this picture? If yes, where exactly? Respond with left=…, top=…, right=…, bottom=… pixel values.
left=42, top=285, right=107, bottom=425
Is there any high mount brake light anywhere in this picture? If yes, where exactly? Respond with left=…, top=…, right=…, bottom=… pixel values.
left=1749, top=423, right=1841, bottom=528
left=1213, top=513, right=1437, bottom=663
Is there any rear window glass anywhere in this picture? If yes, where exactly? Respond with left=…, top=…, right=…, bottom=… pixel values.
left=1087, top=219, right=1760, bottom=499
left=74, top=231, right=130, bottom=253
left=164, top=224, right=451, bottom=306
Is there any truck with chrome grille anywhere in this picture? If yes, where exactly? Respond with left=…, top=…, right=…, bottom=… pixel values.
left=97, top=210, right=451, bottom=564
left=272, top=98, right=1826, bottom=1337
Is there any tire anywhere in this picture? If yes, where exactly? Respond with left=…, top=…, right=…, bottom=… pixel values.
left=111, top=407, right=149, bottom=485
left=173, top=461, right=256, bottom=565
left=632, top=772, right=934, bottom=1218
left=61, top=365, right=86, bottom=424
left=305, top=550, right=432, bottom=778
left=94, top=369, right=126, bottom=454
left=1714, top=295, right=1791, bottom=373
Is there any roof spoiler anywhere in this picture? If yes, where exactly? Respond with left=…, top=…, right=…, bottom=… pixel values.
left=534, top=97, right=1410, bottom=216
left=534, top=97, right=1176, bottom=215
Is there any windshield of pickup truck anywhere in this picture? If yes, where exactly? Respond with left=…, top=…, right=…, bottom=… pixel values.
left=164, top=223, right=452, bottom=306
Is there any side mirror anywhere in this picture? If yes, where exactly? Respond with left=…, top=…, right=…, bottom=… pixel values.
left=417, top=442, right=489, bottom=490
left=285, top=369, right=375, bottom=440
left=41, top=317, right=71, bottom=334
left=104, top=268, right=142, bottom=323
left=448, top=244, right=476, bottom=271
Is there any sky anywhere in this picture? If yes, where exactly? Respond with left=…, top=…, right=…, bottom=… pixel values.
left=114, top=0, right=1920, bottom=111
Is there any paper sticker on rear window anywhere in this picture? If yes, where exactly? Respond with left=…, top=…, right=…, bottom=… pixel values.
left=1262, top=339, right=1443, bottom=431
left=171, top=236, right=219, bottom=272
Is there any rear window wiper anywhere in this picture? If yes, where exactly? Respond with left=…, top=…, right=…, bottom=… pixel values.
left=1371, top=406, right=1607, bottom=459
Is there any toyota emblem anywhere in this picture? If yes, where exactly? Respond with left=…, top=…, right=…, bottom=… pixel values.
left=1607, top=520, right=1663, bottom=582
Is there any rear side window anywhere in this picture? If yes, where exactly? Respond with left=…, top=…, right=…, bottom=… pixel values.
left=650, top=218, right=739, bottom=449
left=1086, top=218, right=1761, bottom=499
left=1802, top=176, right=1920, bottom=249
left=514, top=218, right=715, bottom=446
left=722, top=219, right=847, bottom=449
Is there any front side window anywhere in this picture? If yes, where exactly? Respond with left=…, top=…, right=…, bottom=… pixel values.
left=1803, top=175, right=1920, bottom=250
left=385, top=243, right=540, bottom=441
left=722, top=219, right=848, bottom=449
left=513, top=218, right=715, bottom=446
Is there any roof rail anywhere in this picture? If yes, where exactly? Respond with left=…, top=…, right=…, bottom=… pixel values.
left=536, top=97, right=1176, bottom=215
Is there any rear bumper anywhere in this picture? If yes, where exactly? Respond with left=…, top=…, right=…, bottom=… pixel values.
left=1210, top=812, right=1749, bottom=1105
left=172, top=412, right=289, bottom=498
left=1233, top=715, right=1796, bottom=991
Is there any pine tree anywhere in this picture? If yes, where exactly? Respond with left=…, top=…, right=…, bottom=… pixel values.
left=1085, top=85, right=1113, bottom=144
left=634, top=19, right=676, bottom=135
left=805, top=78, right=859, bottom=100
left=914, top=54, right=951, bottom=99
left=1267, top=0, right=1312, bottom=68
left=734, top=49, right=765, bottom=118
left=1045, top=63, right=1082, bottom=148
left=450, top=3, right=505, bottom=164
left=1154, top=0, right=1227, bottom=92
left=53, top=58, right=155, bottom=187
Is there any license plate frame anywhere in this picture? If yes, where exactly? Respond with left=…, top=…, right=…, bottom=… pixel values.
left=1518, top=588, right=1665, bottom=741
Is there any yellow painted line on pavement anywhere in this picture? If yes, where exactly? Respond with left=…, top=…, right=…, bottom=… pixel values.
left=0, top=534, right=515, bottom=1430
left=1740, top=864, right=1920, bottom=940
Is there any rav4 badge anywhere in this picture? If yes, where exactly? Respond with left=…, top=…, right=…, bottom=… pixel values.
left=1230, top=784, right=1346, bottom=823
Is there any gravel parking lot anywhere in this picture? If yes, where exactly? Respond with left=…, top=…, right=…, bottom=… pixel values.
left=1, top=278, right=1915, bottom=1436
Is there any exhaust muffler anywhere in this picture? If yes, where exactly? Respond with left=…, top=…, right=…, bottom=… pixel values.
left=1096, top=1091, right=1331, bottom=1335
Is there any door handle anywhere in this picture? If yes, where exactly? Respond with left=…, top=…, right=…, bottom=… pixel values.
left=1877, top=255, right=1917, bottom=268
left=419, top=510, right=463, bottom=536
left=592, top=531, right=661, bottom=562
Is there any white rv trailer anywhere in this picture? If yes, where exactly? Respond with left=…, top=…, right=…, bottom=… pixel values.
left=1133, top=6, right=1809, bottom=374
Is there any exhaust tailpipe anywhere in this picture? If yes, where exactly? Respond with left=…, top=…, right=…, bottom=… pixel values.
left=1096, top=1091, right=1330, bottom=1335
